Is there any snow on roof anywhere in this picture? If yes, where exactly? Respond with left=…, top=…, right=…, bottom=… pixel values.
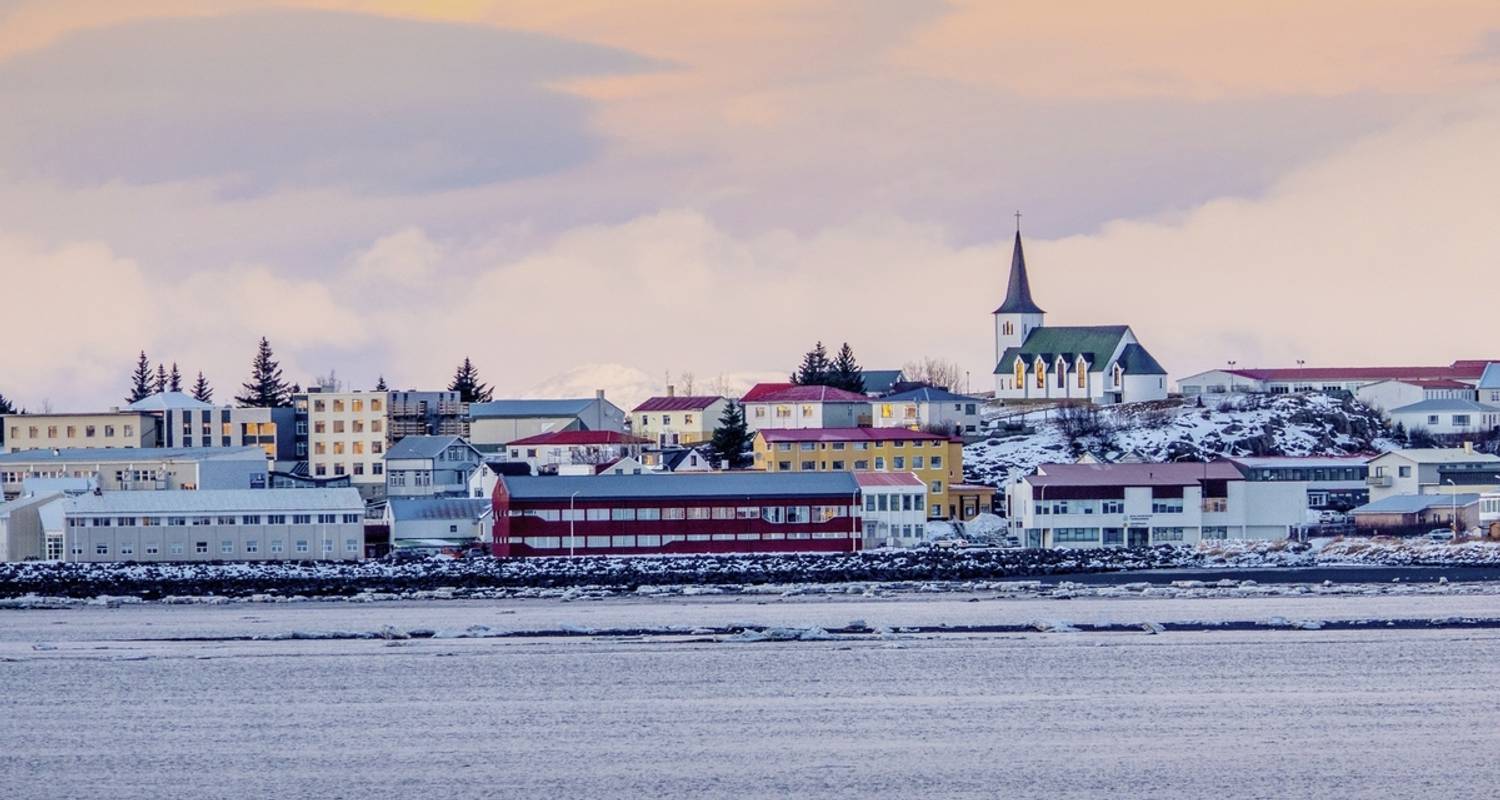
left=0, top=446, right=267, bottom=464
left=853, top=472, right=925, bottom=487
left=1374, top=448, right=1500, bottom=464
left=65, top=488, right=364, bottom=514
left=740, top=384, right=870, bottom=403
left=388, top=497, right=491, bottom=522
left=1389, top=399, right=1500, bottom=414
left=1028, top=461, right=1244, bottom=487
left=880, top=386, right=976, bottom=403
left=125, top=392, right=215, bottom=412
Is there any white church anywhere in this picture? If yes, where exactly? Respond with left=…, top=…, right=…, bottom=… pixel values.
left=991, top=230, right=1169, bottom=405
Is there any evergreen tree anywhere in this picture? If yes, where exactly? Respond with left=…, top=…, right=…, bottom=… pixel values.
left=127, top=351, right=154, bottom=403
left=0, top=392, right=15, bottom=415
left=153, top=363, right=168, bottom=394
left=374, top=375, right=389, bottom=392
left=447, top=357, right=493, bottom=403
left=235, top=337, right=292, bottom=408
left=168, top=362, right=183, bottom=393
left=828, top=342, right=865, bottom=393
left=710, top=400, right=751, bottom=469
left=790, top=341, right=831, bottom=385
left=191, top=372, right=214, bottom=403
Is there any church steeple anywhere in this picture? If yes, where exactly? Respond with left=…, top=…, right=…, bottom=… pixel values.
left=994, top=230, right=1045, bottom=315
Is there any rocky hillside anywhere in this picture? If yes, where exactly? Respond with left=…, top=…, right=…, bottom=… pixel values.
left=964, top=392, right=1394, bottom=488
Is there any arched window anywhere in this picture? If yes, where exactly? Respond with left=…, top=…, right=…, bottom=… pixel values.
left=1013, top=360, right=1024, bottom=386
left=1035, top=359, right=1047, bottom=389
left=1077, top=358, right=1087, bottom=389
left=1113, top=364, right=1124, bottom=387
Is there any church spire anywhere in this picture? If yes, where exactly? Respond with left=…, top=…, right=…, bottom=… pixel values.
left=994, top=229, right=1045, bottom=315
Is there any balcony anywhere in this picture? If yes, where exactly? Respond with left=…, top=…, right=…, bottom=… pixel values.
left=1366, top=474, right=1393, bottom=488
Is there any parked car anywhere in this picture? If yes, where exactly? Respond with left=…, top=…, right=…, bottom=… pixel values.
left=1317, top=510, right=1349, bottom=525
left=1425, top=529, right=1455, bottom=542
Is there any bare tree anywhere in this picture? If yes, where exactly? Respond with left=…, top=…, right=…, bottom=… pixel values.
left=902, top=357, right=965, bottom=392
left=680, top=371, right=696, bottom=395
left=570, top=446, right=616, bottom=466
left=314, top=369, right=342, bottom=393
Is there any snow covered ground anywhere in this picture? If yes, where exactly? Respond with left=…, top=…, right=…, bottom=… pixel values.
left=4, top=594, right=1500, bottom=798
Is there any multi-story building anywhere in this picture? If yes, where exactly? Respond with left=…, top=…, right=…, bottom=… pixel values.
left=870, top=387, right=982, bottom=436
left=387, top=390, right=469, bottom=442
left=384, top=435, right=483, bottom=499
left=1006, top=461, right=1306, bottom=549
left=1354, top=378, right=1478, bottom=412
left=1226, top=455, right=1371, bottom=511
left=0, top=446, right=268, bottom=501
left=295, top=389, right=388, bottom=499
left=1178, top=360, right=1497, bottom=397
left=490, top=472, right=862, bottom=557
left=2, top=411, right=158, bottom=453
left=1365, top=447, right=1500, bottom=502
left=165, top=404, right=296, bottom=459
left=467, top=392, right=627, bottom=450
left=854, top=472, right=929, bottom=548
left=631, top=394, right=728, bottom=447
left=740, top=384, right=872, bottom=431
left=752, top=428, right=962, bottom=520
left=504, top=431, right=649, bottom=473
left=57, top=488, right=365, bottom=562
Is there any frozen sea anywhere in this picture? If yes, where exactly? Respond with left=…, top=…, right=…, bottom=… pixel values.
left=4, top=592, right=1500, bottom=799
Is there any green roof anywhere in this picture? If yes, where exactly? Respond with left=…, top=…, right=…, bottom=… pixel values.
left=992, top=325, right=1165, bottom=376
left=1117, top=343, right=1167, bottom=375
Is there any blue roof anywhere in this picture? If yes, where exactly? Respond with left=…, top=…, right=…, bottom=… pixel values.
left=881, top=386, right=976, bottom=403
left=468, top=399, right=595, bottom=419
left=125, top=391, right=214, bottom=412
left=1352, top=493, right=1480, bottom=514
left=502, top=472, right=859, bottom=501
left=1479, top=363, right=1500, bottom=390
left=388, top=497, right=491, bottom=522
left=861, top=370, right=905, bottom=394
left=1389, top=398, right=1500, bottom=414
left=0, top=446, right=265, bottom=464
left=385, top=435, right=474, bottom=460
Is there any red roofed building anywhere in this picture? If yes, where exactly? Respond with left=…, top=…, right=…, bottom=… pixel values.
left=505, top=430, right=650, bottom=473
left=630, top=393, right=728, bottom=447
left=1179, top=360, right=1498, bottom=397
left=1353, top=378, right=1479, bottom=413
left=740, top=383, right=872, bottom=431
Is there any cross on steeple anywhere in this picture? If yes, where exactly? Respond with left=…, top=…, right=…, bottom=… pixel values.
left=1014, top=210, right=1022, bottom=233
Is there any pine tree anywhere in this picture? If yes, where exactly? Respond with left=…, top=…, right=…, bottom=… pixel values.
left=828, top=342, right=865, bottom=393
left=127, top=351, right=154, bottom=403
left=448, top=357, right=493, bottom=403
left=791, top=341, right=831, bottom=385
left=153, top=363, right=168, bottom=394
left=0, top=392, right=15, bottom=415
left=710, top=400, right=750, bottom=469
left=168, top=362, right=183, bottom=393
left=235, top=337, right=292, bottom=408
left=191, top=372, right=214, bottom=403
left=374, top=375, right=389, bottom=392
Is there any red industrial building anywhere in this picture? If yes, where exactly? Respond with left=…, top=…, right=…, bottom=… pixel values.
left=491, top=472, right=862, bottom=557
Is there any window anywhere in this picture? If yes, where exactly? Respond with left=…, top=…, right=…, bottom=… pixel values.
left=1152, top=527, right=1185, bottom=543
left=246, top=540, right=258, bottom=552
left=292, top=514, right=312, bottom=525
left=800, top=460, right=816, bottom=470
left=195, top=541, right=208, bottom=554
left=170, top=542, right=184, bottom=555
left=85, top=425, right=96, bottom=438
left=217, top=516, right=237, bottom=525
left=296, top=540, right=309, bottom=552
left=854, top=459, right=869, bottom=470
left=192, top=517, right=212, bottom=526
left=1398, top=466, right=1412, bottom=478
left=930, top=480, right=942, bottom=493
left=893, top=457, right=905, bottom=470
left=1102, top=500, right=1124, bottom=514
left=586, top=508, right=610, bottom=521
left=221, top=541, right=234, bottom=554
left=316, top=514, right=336, bottom=524
left=874, top=457, right=886, bottom=471
left=342, top=514, right=361, bottom=524
left=1054, top=528, right=1099, bottom=543
left=877, top=494, right=889, bottom=511
left=323, top=540, right=335, bottom=553
left=931, top=456, right=943, bottom=469
left=144, top=543, right=158, bottom=555
left=1151, top=499, right=1184, bottom=514
left=168, top=517, right=187, bottom=527
left=268, top=514, right=286, bottom=525
left=1453, top=415, right=1471, bottom=426
left=761, top=506, right=784, bottom=523
left=610, top=508, right=636, bottom=521
left=912, top=456, right=924, bottom=469
left=270, top=540, right=284, bottom=553
left=1102, top=528, right=1124, bottom=546
left=346, top=538, right=359, bottom=552
left=786, top=506, right=810, bottom=523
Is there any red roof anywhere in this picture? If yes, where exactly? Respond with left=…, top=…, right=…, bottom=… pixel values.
left=854, top=472, right=925, bottom=487
left=758, top=427, right=953, bottom=443
left=741, top=383, right=870, bottom=403
left=1225, top=360, right=1493, bottom=383
left=1028, top=461, right=1244, bottom=487
left=509, top=431, right=650, bottom=446
left=632, top=395, right=724, bottom=412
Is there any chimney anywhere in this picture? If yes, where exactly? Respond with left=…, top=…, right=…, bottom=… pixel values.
left=667, top=384, right=676, bottom=398
left=596, top=389, right=605, bottom=400
left=1463, top=441, right=1474, bottom=454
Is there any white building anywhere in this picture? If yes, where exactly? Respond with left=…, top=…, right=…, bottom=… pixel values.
left=504, top=431, right=649, bottom=472
left=296, top=390, right=388, bottom=498
left=58, top=488, right=365, bottom=562
left=1386, top=399, right=1500, bottom=436
left=385, top=497, right=492, bottom=553
left=630, top=393, right=728, bottom=447
left=1226, top=456, right=1371, bottom=511
left=1365, top=448, right=1500, bottom=502
left=1005, top=461, right=1306, bottom=549
left=1480, top=364, right=1500, bottom=405
left=384, top=435, right=483, bottom=499
left=990, top=231, right=1168, bottom=405
left=1178, top=361, right=1495, bottom=397
left=1481, top=491, right=1500, bottom=538
left=0, top=446, right=269, bottom=501
left=871, top=386, right=982, bottom=436
left=1354, top=378, right=1477, bottom=412
left=740, top=383, right=872, bottom=430
left=855, top=472, right=928, bottom=548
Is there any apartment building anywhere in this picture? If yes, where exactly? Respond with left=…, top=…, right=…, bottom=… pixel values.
left=870, top=386, right=982, bottom=436
left=1365, top=448, right=1500, bottom=502
left=740, top=384, right=871, bottom=431
left=384, top=435, right=483, bottom=499
left=752, top=428, right=963, bottom=520
left=388, top=390, right=469, bottom=443
left=165, top=405, right=296, bottom=459
left=0, top=446, right=269, bottom=501
left=2, top=411, right=158, bottom=452
left=855, top=472, right=929, bottom=548
left=631, top=394, right=728, bottom=446
left=295, top=390, right=388, bottom=499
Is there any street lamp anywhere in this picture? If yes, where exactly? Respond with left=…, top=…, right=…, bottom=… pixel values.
left=569, top=490, right=581, bottom=557
left=1446, top=479, right=1459, bottom=536
left=1226, top=361, right=1238, bottom=394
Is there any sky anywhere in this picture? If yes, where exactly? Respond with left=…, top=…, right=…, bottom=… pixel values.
left=3, top=1, right=1500, bottom=411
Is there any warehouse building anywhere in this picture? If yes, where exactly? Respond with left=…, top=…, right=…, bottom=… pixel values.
left=0, top=446, right=269, bottom=501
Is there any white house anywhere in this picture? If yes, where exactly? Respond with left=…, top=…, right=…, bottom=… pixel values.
left=1178, top=361, right=1495, bottom=397
left=1354, top=378, right=1477, bottom=412
left=1387, top=399, right=1500, bottom=436
left=855, top=472, right=928, bottom=548
left=504, top=430, right=649, bottom=472
left=0, top=446, right=269, bottom=501
left=1480, top=364, right=1500, bottom=405
left=1226, top=455, right=1371, bottom=511
left=384, top=435, right=484, bottom=499
left=990, top=231, right=1168, bottom=405
left=1365, top=447, right=1500, bottom=501
left=740, top=383, right=872, bottom=430
left=870, top=386, right=982, bottom=436
left=385, top=497, right=492, bottom=552
left=630, top=393, right=728, bottom=447
left=1005, top=461, right=1306, bottom=549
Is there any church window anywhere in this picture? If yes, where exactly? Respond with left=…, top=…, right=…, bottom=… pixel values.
left=1077, top=365, right=1086, bottom=389
left=1014, top=361, right=1024, bottom=386
left=1113, top=365, right=1124, bottom=387
left=1035, top=362, right=1046, bottom=390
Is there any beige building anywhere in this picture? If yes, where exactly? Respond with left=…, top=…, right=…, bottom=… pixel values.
left=297, top=390, right=388, bottom=497
left=2, top=411, right=158, bottom=453
left=0, top=446, right=269, bottom=501
left=631, top=394, right=728, bottom=447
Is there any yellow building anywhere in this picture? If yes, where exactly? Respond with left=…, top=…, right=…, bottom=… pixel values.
left=631, top=395, right=728, bottom=447
left=753, top=428, right=968, bottom=520
left=2, top=411, right=158, bottom=452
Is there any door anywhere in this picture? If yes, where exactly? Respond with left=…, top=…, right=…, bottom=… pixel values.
left=1127, top=527, right=1149, bottom=547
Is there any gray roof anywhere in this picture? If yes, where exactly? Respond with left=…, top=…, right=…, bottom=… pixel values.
left=994, top=325, right=1132, bottom=373
left=385, top=435, right=473, bottom=460
left=1375, top=448, right=1500, bottom=465
left=468, top=399, right=595, bottom=419
left=881, top=386, right=976, bottom=403
left=388, top=497, right=491, bottom=522
left=993, top=231, right=1045, bottom=315
left=125, top=392, right=214, bottom=412
left=1352, top=493, right=1480, bottom=514
left=502, top=472, right=859, bottom=502
left=1390, top=398, right=1500, bottom=414
left=65, top=488, right=364, bottom=514
left=1478, top=363, right=1500, bottom=389
left=861, top=370, right=905, bottom=395
left=0, top=446, right=266, bottom=464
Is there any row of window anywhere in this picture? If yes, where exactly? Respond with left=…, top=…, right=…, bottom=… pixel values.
left=312, top=440, right=385, bottom=456
left=508, top=531, right=855, bottom=548
left=869, top=522, right=927, bottom=540
left=68, top=514, right=361, bottom=527
left=864, top=493, right=926, bottom=512
left=311, top=419, right=384, bottom=435
left=513, top=505, right=852, bottom=524
left=1050, top=527, right=1186, bottom=544
left=77, top=538, right=361, bottom=556
left=313, top=462, right=383, bottom=477
left=1035, top=500, right=1127, bottom=515
left=1248, top=467, right=1367, bottom=482
left=775, top=455, right=943, bottom=471
left=1012, top=360, right=1125, bottom=390
left=10, top=423, right=137, bottom=440
left=309, top=398, right=383, bottom=414
left=775, top=440, right=945, bottom=451
left=637, top=413, right=698, bottom=427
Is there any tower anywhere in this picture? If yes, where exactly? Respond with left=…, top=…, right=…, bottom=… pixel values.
left=993, top=229, right=1045, bottom=364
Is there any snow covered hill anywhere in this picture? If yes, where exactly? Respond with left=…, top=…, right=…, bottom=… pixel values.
left=965, top=392, right=1394, bottom=488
